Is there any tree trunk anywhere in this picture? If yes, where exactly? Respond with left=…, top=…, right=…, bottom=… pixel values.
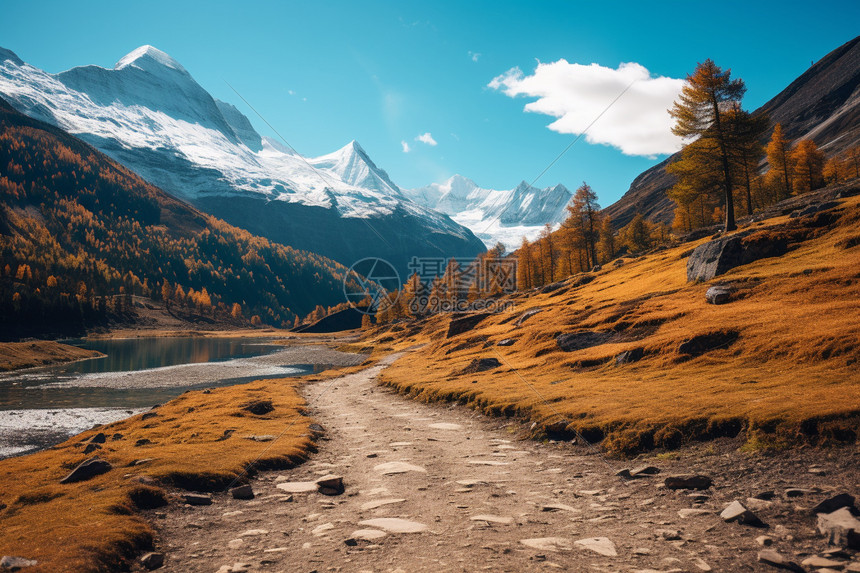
left=711, top=97, right=736, bottom=232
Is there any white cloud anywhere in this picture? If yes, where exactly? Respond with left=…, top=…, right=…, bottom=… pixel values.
left=401, top=140, right=411, bottom=153
left=468, top=51, right=481, bottom=62
left=415, top=132, right=437, bottom=146
left=488, top=60, right=685, bottom=156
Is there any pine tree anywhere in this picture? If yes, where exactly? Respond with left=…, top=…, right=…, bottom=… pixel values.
left=724, top=106, right=769, bottom=216
left=517, top=237, right=534, bottom=290
left=823, top=157, right=842, bottom=185
left=597, top=217, right=615, bottom=264
left=621, top=214, right=651, bottom=253
left=766, top=123, right=794, bottom=199
left=566, top=183, right=601, bottom=268
left=792, top=139, right=826, bottom=193
left=669, top=59, right=746, bottom=232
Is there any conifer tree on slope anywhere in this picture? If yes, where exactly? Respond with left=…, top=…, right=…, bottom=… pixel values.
left=670, top=59, right=746, bottom=232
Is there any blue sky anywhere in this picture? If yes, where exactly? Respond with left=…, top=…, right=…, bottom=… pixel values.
left=4, top=0, right=859, bottom=206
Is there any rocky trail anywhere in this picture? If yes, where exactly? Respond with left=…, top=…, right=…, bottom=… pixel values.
left=142, top=352, right=860, bottom=573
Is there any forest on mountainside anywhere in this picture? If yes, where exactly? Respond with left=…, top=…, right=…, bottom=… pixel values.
left=0, top=98, right=362, bottom=338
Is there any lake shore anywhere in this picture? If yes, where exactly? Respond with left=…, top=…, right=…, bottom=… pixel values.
left=0, top=340, right=104, bottom=372
left=0, top=340, right=369, bottom=460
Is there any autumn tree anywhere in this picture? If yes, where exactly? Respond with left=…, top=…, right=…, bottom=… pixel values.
left=846, top=146, right=860, bottom=178
left=597, top=217, right=616, bottom=263
left=823, top=157, right=842, bottom=185
left=537, top=224, right=556, bottom=283
left=620, top=214, right=651, bottom=253
left=668, top=137, right=724, bottom=231
left=565, top=183, right=601, bottom=269
left=792, top=139, right=826, bottom=193
left=517, top=237, right=535, bottom=290
left=766, top=123, right=794, bottom=199
left=230, top=303, right=242, bottom=319
left=724, top=106, right=769, bottom=215
left=669, top=59, right=746, bottom=232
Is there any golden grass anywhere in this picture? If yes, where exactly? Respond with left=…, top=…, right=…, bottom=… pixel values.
left=0, top=341, right=103, bottom=372
left=374, top=194, right=860, bottom=456
left=0, top=377, right=316, bottom=572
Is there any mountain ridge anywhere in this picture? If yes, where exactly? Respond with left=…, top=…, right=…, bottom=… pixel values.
left=405, top=175, right=573, bottom=249
left=0, top=45, right=485, bottom=275
left=603, top=35, right=860, bottom=228
left=0, top=95, right=362, bottom=336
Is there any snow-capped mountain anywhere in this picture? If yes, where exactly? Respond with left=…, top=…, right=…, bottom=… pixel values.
left=405, top=175, right=573, bottom=250
left=0, top=45, right=485, bottom=274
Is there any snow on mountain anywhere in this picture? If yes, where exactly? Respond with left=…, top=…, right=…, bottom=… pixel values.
left=0, top=45, right=486, bottom=273
left=405, top=175, right=573, bottom=250
left=0, top=46, right=462, bottom=228
left=309, top=140, right=403, bottom=198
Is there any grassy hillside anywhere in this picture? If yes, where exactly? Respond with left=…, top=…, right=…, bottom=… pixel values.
left=0, top=376, right=316, bottom=573
left=368, top=190, right=860, bottom=455
left=0, top=97, right=362, bottom=338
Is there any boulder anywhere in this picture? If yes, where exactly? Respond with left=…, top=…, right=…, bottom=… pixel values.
left=789, top=200, right=839, bottom=218
left=556, top=330, right=612, bottom=352
left=678, top=331, right=739, bottom=358
left=812, top=493, right=855, bottom=515
left=802, top=555, right=847, bottom=568
left=631, top=465, right=660, bottom=477
left=230, top=485, right=254, bottom=500
left=615, top=348, right=644, bottom=365
left=664, top=474, right=712, bottom=490
left=720, top=500, right=767, bottom=527
left=60, top=456, right=112, bottom=484
left=687, top=232, right=787, bottom=282
left=316, top=475, right=345, bottom=496
left=182, top=493, right=213, bottom=506
left=447, top=313, right=490, bottom=337
left=140, top=552, right=164, bottom=570
left=705, top=285, right=733, bottom=305
left=0, top=556, right=37, bottom=570
left=817, top=507, right=860, bottom=549
left=496, top=338, right=516, bottom=347
left=757, top=550, right=805, bottom=572
left=460, top=358, right=501, bottom=374
left=514, top=308, right=543, bottom=326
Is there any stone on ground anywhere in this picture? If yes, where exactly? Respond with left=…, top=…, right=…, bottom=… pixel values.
left=358, top=518, right=428, bottom=533
left=373, top=461, right=426, bottom=475
left=520, top=538, right=573, bottom=552
left=574, top=537, right=617, bottom=557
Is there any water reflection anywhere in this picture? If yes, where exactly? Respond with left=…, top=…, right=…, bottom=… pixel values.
left=58, top=337, right=281, bottom=374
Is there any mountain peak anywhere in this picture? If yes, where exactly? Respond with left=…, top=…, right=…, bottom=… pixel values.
left=0, top=47, right=24, bottom=67
left=339, top=139, right=367, bottom=156
left=115, top=45, right=187, bottom=74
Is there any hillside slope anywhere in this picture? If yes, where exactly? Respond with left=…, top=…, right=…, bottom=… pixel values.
left=0, top=97, right=362, bottom=337
left=604, top=35, right=860, bottom=228
left=366, top=188, right=860, bottom=455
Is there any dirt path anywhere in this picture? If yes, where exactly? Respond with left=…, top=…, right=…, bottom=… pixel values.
left=149, top=353, right=860, bottom=573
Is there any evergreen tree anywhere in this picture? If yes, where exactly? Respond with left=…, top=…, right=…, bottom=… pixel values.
left=792, top=139, right=826, bottom=193
left=766, top=123, right=794, bottom=200
left=517, top=237, right=534, bottom=290
left=669, top=59, right=746, bottom=232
